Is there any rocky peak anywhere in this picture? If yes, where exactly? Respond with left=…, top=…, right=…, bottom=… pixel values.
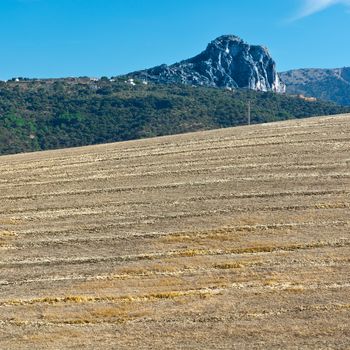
left=127, top=35, right=285, bottom=93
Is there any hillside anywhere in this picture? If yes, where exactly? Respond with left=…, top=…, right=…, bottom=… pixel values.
left=0, top=77, right=349, bottom=155
left=1, top=114, right=349, bottom=349
left=281, top=67, right=350, bottom=106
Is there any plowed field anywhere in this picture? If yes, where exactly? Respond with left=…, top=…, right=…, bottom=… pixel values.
left=1, top=114, right=349, bottom=349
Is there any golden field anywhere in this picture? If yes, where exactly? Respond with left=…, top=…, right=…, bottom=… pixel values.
left=0, top=114, right=349, bottom=349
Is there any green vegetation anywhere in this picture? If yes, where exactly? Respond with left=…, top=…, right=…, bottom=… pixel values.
left=0, top=77, right=348, bottom=155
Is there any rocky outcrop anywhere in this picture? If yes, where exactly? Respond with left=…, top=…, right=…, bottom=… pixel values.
left=126, top=35, right=285, bottom=93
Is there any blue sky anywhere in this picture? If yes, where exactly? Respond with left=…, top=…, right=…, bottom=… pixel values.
left=0, top=0, right=349, bottom=80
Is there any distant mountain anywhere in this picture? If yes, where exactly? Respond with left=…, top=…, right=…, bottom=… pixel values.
left=125, top=35, right=285, bottom=93
left=281, top=67, right=350, bottom=106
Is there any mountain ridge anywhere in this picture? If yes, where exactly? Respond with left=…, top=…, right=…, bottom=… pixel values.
left=280, top=67, right=350, bottom=106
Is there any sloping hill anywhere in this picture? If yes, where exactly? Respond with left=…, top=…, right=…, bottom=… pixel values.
left=281, top=67, right=350, bottom=106
left=1, top=114, right=350, bottom=349
left=1, top=78, right=349, bottom=155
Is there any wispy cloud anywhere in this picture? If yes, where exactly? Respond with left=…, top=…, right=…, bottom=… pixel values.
left=292, top=0, right=350, bottom=21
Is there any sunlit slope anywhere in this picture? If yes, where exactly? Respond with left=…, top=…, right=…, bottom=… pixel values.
left=0, top=114, right=349, bottom=349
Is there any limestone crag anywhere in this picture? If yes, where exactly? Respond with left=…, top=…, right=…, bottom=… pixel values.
left=127, top=35, right=285, bottom=93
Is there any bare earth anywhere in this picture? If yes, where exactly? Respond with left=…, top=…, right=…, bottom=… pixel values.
left=0, top=114, right=349, bottom=349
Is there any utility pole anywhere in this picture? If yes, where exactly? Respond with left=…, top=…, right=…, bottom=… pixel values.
left=247, top=101, right=251, bottom=126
